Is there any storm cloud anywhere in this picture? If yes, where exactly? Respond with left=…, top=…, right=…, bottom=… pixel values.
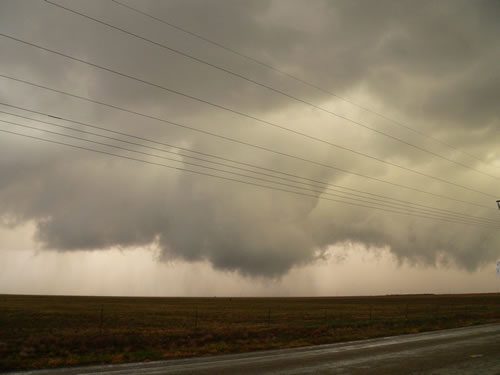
left=0, top=0, right=499, bottom=277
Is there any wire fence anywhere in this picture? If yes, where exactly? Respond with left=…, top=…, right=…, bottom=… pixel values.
left=83, top=299, right=500, bottom=333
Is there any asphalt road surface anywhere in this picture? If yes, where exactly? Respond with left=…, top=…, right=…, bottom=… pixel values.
left=11, top=323, right=500, bottom=375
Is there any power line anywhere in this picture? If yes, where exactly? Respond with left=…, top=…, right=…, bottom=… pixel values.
left=0, top=126, right=497, bottom=229
left=112, top=0, right=500, bottom=172
left=2, top=103, right=499, bottom=225
left=3, top=105, right=497, bottom=225
left=2, top=108, right=497, bottom=226
left=3, top=117, right=475, bottom=225
left=43, top=0, right=500, bottom=182
left=0, top=33, right=496, bottom=200
left=0, top=73, right=494, bottom=211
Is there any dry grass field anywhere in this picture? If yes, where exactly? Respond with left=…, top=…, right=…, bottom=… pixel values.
left=0, top=293, right=499, bottom=371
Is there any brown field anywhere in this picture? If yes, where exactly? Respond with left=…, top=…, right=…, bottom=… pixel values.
left=0, top=293, right=499, bottom=371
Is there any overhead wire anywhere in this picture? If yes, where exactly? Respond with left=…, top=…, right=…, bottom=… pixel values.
left=111, top=0, right=500, bottom=172
left=41, top=0, right=500, bottom=182
left=0, top=33, right=497, bottom=200
left=0, top=124, right=497, bottom=229
left=0, top=73, right=494, bottom=211
left=1, top=108, right=498, bottom=226
left=0, top=102, right=500, bottom=223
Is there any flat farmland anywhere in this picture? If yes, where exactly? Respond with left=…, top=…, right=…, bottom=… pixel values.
left=1, top=293, right=499, bottom=371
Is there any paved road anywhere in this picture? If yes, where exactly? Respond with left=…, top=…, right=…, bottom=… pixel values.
left=11, top=323, right=500, bottom=375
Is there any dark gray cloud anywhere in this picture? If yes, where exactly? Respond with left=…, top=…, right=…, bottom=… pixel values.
left=0, top=0, right=499, bottom=277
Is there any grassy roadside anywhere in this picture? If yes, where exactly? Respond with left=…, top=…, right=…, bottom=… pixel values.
left=1, top=293, right=499, bottom=371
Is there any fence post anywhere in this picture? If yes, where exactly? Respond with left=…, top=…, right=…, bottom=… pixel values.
left=99, top=305, right=104, bottom=334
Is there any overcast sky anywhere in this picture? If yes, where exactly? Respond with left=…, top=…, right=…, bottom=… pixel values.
left=1, top=0, right=499, bottom=296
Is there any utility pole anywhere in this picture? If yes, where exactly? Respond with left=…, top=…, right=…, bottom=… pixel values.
left=497, top=201, right=500, bottom=291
